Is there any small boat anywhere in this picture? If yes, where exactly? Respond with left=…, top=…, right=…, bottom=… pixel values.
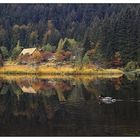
left=98, top=96, right=116, bottom=104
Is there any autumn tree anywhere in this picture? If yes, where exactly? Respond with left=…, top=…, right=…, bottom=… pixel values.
left=12, top=40, right=23, bottom=59
left=12, top=24, right=31, bottom=48
left=29, top=31, right=38, bottom=47
left=42, top=31, right=49, bottom=45
left=82, top=53, right=90, bottom=66
left=0, top=49, right=3, bottom=66
left=56, top=38, right=67, bottom=52
left=0, top=46, right=9, bottom=59
left=41, top=51, right=53, bottom=62
left=124, top=61, right=139, bottom=71
left=112, top=51, right=122, bottom=68
left=19, top=25, right=30, bottom=47
left=64, top=51, right=72, bottom=60
left=55, top=52, right=65, bottom=62
left=43, top=20, right=61, bottom=46
left=0, top=26, right=6, bottom=46
left=12, top=25, right=21, bottom=48
left=42, top=44, right=52, bottom=52
left=0, top=4, right=139, bottom=66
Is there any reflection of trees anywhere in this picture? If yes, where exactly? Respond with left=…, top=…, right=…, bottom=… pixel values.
left=16, top=79, right=73, bottom=102
left=0, top=78, right=89, bottom=121
left=0, top=80, right=61, bottom=122
left=45, top=80, right=72, bottom=102
left=67, top=82, right=85, bottom=103
left=0, top=83, right=9, bottom=95
left=0, top=76, right=138, bottom=121
left=0, top=92, right=61, bottom=122
left=15, top=94, right=60, bottom=121
left=0, top=77, right=139, bottom=136
left=0, top=81, right=21, bottom=115
left=111, top=77, right=122, bottom=91
left=54, top=80, right=72, bottom=102
left=82, top=79, right=101, bottom=99
left=10, top=82, right=23, bottom=96
left=55, top=85, right=66, bottom=102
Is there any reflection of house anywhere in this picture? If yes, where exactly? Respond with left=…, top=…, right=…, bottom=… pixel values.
left=20, top=86, right=37, bottom=94
left=17, top=79, right=54, bottom=94
left=17, top=79, right=41, bottom=94
left=16, top=79, right=72, bottom=102
left=19, top=48, right=38, bottom=56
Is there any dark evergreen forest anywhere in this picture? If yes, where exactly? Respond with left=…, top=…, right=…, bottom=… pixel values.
left=0, top=4, right=139, bottom=66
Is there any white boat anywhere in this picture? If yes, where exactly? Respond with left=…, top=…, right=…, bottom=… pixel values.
left=99, top=96, right=116, bottom=104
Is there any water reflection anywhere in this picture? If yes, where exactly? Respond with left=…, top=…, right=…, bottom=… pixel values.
left=0, top=74, right=139, bottom=136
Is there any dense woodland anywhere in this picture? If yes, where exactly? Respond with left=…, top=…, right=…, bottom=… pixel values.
left=0, top=4, right=139, bottom=68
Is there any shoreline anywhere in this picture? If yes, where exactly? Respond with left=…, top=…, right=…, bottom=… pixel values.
left=0, top=73, right=124, bottom=81
left=0, top=65, right=124, bottom=75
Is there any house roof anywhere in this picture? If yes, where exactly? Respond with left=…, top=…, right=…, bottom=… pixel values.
left=19, top=48, right=37, bottom=55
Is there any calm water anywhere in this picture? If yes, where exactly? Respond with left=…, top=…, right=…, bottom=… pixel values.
left=0, top=74, right=139, bottom=136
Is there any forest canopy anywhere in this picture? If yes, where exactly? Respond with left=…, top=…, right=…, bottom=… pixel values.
left=0, top=4, right=139, bottom=67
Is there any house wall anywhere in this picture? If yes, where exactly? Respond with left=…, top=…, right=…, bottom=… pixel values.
left=30, top=50, right=42, bottom=64
left=32, top=50, right=41, bottom=57
left=18, top=49, right=42, bottom=64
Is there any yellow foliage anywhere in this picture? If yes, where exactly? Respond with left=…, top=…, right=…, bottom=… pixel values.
left=0, top=65, right=124, bottom=75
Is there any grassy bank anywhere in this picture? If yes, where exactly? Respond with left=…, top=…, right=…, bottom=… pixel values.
left=0, top=73, right=123, bottom=82
left=0, top=65, right=124, bottom=75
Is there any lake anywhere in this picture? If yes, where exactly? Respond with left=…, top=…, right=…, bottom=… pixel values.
left=0, top=74, right=139, bottom=136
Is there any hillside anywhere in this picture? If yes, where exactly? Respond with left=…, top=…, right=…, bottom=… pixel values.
left=0, top=4, right=139, bottom=69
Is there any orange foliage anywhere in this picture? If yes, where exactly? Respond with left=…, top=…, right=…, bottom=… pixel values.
left=87, top=49, right=96, bottom=56
left=55, top=50, right=72, bottom=61
left=40, top=51, right=53, bottom=62
left=112, top=51, right=122, bottom=67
